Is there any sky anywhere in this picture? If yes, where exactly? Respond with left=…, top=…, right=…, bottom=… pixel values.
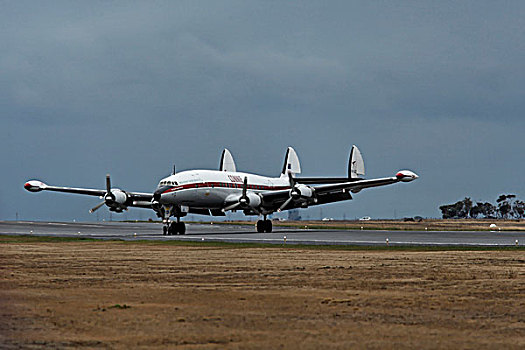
left=2, top=1, right=524, bottom=222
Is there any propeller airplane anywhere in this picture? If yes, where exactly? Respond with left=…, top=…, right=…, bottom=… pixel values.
left=24, top=145, right=418, bottom=235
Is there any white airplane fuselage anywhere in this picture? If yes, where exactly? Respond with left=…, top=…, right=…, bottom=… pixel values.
left=156, top=170, right=290, bottom=208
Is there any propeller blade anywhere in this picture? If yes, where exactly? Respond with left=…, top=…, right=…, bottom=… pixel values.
left=89, top=201, right=106, bottom=213
left=288, top=172, right=295, bottom=187
left=242, top=176, right=248, bottom=198
left=223, top=202, right=241, bottom=211
left=105, top=174, right=114, bottom=200
left=278, top=197, right=293, bottom=212
left=106, top=174, right=111, bottom=193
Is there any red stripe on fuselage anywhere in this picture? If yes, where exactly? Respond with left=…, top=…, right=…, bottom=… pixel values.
left=161, top=182, right=290, bottom=194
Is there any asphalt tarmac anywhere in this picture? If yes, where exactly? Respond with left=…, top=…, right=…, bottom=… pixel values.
left=1, top=221, right=523, bottom=246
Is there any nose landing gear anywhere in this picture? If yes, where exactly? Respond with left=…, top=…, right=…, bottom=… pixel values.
left=168, top=221, right=186, bottom=235
left=162, top=216, right=186, bottom=235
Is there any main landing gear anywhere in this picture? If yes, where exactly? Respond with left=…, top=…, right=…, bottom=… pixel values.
left=163, top=218, right=186, bottom=235
left=256, top=218, right=272, bottom=233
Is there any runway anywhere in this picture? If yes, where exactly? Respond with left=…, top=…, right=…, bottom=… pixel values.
left=1, top=221, right=523, bottom=246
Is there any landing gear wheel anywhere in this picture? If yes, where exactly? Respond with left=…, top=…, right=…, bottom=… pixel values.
left=177, top=222, right=186, bottom=235
left=264, top=220, right=272, bottom=233
left=256, top=220, right=265, bottom=233
left=168, top=222, right=178, bottom=235
left=163, top=226, right=168, bottom=235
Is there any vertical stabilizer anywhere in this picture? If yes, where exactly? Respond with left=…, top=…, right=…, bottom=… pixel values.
left=219, top=149, right=236, bottom=172
left=348, top=145, right=365, bottom=179
left=281, top=147, right=301, bottom=176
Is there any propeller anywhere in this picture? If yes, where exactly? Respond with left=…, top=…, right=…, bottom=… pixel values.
left=89, top=174, right=112, bottom=213
left=223, top=177, right=261, bottom=213
left=89, top=174, right=127, bottom=213
left=223, top=202, right=241, bottom=211
left=89, top=201, right=106, bottom=213
left=278, top=173, right=296, bottom=211
left=278, top=173, right=313, bottom=212
left=223, top=177, right=249, bottom=211
left=241, top=176, right=248, bottom=203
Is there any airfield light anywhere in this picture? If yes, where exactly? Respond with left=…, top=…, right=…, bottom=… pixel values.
left=386, top=238, right=389, bottom=246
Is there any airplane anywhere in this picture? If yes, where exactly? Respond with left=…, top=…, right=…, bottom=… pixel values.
left=24, top=145, right=418, bottom=235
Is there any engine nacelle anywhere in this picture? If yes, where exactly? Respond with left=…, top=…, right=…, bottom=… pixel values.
left=106, top=189, right=128, bottom=204
left=245, top=192, right=262, bottom=208
left=291, top=184, right=314, bottom=199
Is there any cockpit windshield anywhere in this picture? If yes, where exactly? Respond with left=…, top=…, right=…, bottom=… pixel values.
left=158, top=180, right=178, bottom=187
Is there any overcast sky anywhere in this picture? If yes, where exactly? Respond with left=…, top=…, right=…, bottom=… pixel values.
left=2, top=1, right=524, bottom=222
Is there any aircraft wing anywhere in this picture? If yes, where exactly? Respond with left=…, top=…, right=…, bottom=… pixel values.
left=260, top=171, right=418, bottom=211
left=24, top=179, right=154, bottom=210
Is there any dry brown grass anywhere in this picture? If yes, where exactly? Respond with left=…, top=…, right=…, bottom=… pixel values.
left=248, top=218, right=525, bottom=232
left=1, top=240, right=524, bottom=349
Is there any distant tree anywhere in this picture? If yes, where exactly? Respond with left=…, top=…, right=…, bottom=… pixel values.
left=439, top=198, right=473, bottom=219
left=439, top=203, right=457, bottom=219
left=497, top=194, right=516, bottom=203
left=469, top=203, right=482, bottom=218
left=475, top=202, right=496, bottom=218
left=440, top=195, right=523, bottom=219
left=497, top=194, right=517, bottom=219
left=460, top=197, right=473, bottom=218
left=512, top=200, right=525, bottom=219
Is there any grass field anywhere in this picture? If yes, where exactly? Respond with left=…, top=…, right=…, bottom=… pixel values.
left=1, top=236, right=524, bottom=349
left=218, top=218, right=525, bottom=232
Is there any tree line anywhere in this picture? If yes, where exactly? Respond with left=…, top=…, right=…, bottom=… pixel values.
left=439, top=194, right=525, bottom=219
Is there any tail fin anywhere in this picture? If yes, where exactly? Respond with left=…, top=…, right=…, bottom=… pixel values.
left=219, top=148, right=236, bottom=172
left=281, top=147, right=301, bottom=176
left=348, top=145, right=365, bottom=179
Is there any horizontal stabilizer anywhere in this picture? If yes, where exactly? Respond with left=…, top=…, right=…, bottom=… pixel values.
left=294, top=145, right=365, bottom=184
left=219, top=148, right=236, bottom=172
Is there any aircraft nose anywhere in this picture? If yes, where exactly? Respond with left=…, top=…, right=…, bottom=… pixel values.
left=153, top=190, right=162, bottom=202
left=153, top=186, right=171, bottom=201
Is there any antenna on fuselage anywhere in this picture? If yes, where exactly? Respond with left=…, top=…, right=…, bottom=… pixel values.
left=172, top=165, right=176, bottom=175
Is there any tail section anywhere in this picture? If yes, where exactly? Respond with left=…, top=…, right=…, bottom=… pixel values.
left=281, top=147, right=301, bottom=176
left=348, top=145, right=365, bottom=179
left=219, top=148, right=236, bottom=172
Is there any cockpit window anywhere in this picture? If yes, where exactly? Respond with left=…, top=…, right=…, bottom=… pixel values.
left=159, top=180, right=178, bottom=186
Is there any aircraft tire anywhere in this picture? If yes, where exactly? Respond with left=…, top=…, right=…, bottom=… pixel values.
left=264, top=220, right=272, bottom=233
left=163, top=226, right=168, bottom=235
left=178, top=222, right=186, bottom=235
left=168, top=222, right=178, bottom=235
left=256, top=220, right=265, bottom=233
